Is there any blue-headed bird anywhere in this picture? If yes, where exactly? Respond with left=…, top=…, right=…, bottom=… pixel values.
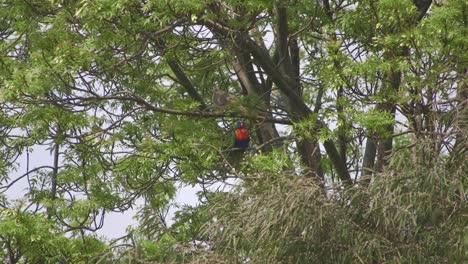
left=226, top=121, right=250, bottom=169
left=234, top=120, right=250, bottom=149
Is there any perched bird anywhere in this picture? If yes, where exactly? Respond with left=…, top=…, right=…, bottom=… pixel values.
left=234, top=120, right=250, bottom=149
left=212, top=87, right=237, bottom=108
left=226, top=120, right=250, bottom=169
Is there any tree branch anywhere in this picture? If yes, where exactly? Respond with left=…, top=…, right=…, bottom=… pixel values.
left=201, top=18, right=311, bottom=119
left=0, top=166, right=56, bottom=193
left=54, top=94, right=294, bottom=125
left=166, top=59, right=208, bottom=109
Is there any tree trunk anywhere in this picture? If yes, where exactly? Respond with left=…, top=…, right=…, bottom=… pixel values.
left=48, top=136, right=60, bottom=219
left=275, top=5, right=325, bottom=181
left=373, top=67, right=401, bottom=173
left=233, top=49, right=280, bottom=153
left=362, top=138, right=377, bottom=184
left=166, top=60, right=207, bottom=110
left=454, top=68, right=467, bottom=154
left=362, top=0, right=431, bottom=182
left=202, top=5, right=351, bottom=184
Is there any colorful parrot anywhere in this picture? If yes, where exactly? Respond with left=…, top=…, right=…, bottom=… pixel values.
left=226, top=120, right=250, bottom=169
left=234, top=120, right=250, bottom=149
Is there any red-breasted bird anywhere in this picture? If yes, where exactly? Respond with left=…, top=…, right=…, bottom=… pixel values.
left=226, top=120, right=250, bottom=169
left=234, top=120, right=250, bottom=149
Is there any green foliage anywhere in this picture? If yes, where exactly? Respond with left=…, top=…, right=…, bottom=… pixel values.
left=292, top=114, right=319, bottom=141
left=137, top=234, right=180, bottom=262
left=0, top=205, right=107, bottom=263
left=247, top=149, right=293, bottom=174
left=0, top=0, right=465, bottom=262
left=356, top=108, right=396, bottom=136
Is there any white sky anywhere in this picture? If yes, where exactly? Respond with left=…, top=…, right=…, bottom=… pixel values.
left=4, top=145, right=201, bottom=240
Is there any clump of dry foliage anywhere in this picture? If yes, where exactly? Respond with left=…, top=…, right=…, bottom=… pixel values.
left=198, top=140, right=466, bottom=263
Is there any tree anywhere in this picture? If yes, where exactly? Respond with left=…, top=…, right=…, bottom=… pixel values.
left=0, top=0, right=465, bottom=262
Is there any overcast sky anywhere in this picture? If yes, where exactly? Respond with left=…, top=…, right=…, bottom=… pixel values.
left=5, top=145, right=201, bottom=240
